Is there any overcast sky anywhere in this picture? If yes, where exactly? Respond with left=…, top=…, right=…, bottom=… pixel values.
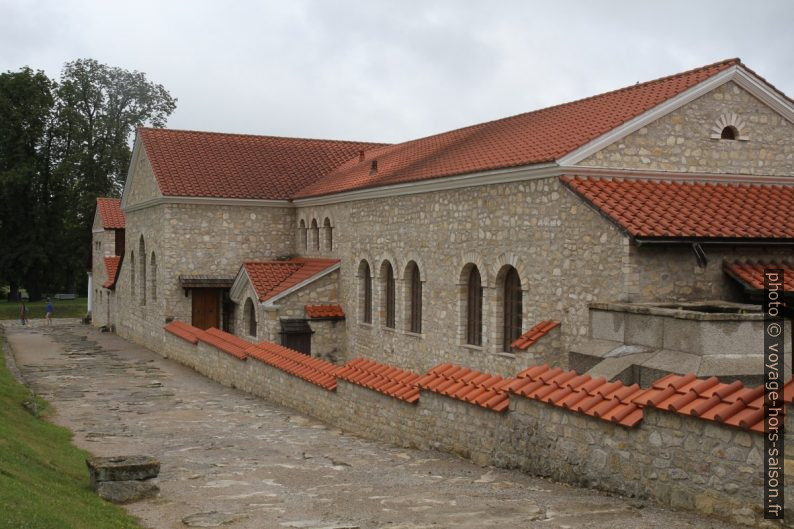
left=2, top=0, right=792, bottom=143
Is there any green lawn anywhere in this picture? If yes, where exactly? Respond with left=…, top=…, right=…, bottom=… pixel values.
left=0, top=298, right=87, bottom=320
left=0, top=342, right=143, bottom=529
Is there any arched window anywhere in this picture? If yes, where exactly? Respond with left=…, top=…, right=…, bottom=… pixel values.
left=299, top=219, right=307, bottom=251
left=381, top=261, right=395, bottom=328
left=150, top=252, right=157, bottom=302
left=500, top=266, right=522, bottom=352
left=323, top=217, right=333, bottom=251
left=138, top=236, right=146, bottom=306
left=358, top=260, right=372, bottom=324
left=130, top=251, right=135, bottom=297
left=721, top=125, right=738, bottom=140
left=466, top=266, right=483, bottom=346
left=244, top=298, right=257, bottom=337
left=405, top=261, right=422, bottom=333
left=311, top=219, right=320, bottom=251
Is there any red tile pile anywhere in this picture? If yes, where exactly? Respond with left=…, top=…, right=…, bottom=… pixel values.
left=199, top=328, right=251, bottom=360
left=335, top=358, right=421, bottom=403
left=631, top=373, right=768, bottom=432
left=305, top=304, right=346, bottom=319
left=243, top=258, right=339, bottom=302
left=96, top=197, right=125, bottom=229
left=507, top=365, right=645, bottom=427
left=511, top=320, right=560, bottom=350
left=102, top=256, right=121, bottom=289
left=164, top=320, right=200, bottom=345
left=417, top=364, right=513, bottom=412
left=245, top=341, right=338, bottom=391
left=561, top=175, right=794, bottom=240
left=723, top=260, right=794, bottom=293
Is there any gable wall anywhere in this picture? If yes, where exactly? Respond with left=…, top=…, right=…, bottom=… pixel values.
left=296, top=177, right=629, bottom=376
left=577, top=81, right=794, bottom=175
left=125, top=148, right=163, bottom=207
left=114, top=201, right=296, bottom=351
left=90, top=228, right=117, bottom=326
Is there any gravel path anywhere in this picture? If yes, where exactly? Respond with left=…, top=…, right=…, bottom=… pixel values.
left=3, top=322, right=737, bottom=529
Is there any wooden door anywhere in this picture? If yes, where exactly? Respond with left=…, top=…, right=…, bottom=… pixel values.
left=192, top=289, right=219, bottom=330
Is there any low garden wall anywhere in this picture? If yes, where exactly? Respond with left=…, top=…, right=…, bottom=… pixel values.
left=160, top=321, right=792, bottom=528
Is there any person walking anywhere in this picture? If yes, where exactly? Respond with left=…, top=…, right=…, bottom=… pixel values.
left=45, top=298, right=53, bottom=326
left=19, top=301, right=27, bottom=325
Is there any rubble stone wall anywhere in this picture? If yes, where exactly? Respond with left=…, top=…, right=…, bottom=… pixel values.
left=160, top=332, right=789, bottom=528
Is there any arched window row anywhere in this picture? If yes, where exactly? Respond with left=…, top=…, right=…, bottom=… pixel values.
left=298, top=216, right=334, bottom=253
left=356, top=258, right=524, bottom=352
left=131, top=235, right=159, bottom=309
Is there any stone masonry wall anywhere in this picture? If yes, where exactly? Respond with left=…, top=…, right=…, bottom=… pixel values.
left=91, top=227, right=118, bottom=328
left=125, top=149, right=162, bottom=207
left=578, top=81, right=794, bottom=176
left=628, top=244, right=794, bottom=302
left=159, top=332, right=790, bottom=528
left=115, top=201, right=295, bottom=353
left=296, top=177, right=630, bottom=375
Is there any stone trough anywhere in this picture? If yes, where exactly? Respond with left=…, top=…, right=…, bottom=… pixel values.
left=86, top=455, right=160, bottom=503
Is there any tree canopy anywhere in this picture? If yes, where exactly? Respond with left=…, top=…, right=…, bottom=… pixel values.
left=0, top=59, right=176, bottom=301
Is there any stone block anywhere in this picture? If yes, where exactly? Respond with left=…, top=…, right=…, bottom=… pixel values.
left=590, top=310, right=624, bottom=342
left=96, top=479, right=159, bottom=504
left=86, top=456, right=160, bottom=487
left=624, top=313, right=663, bottom=347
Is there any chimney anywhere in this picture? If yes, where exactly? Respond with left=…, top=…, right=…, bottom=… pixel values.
left=370, top=160, right=378, bottom=175
left=358, top=150, right=365, bottom=162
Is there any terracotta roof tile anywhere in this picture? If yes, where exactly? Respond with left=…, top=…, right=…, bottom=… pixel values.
left=243, top=258, right=339, bottom=302
left=102, top=256, right=121, bottom=289
left=562, top=175, right=794, bottom=240
left=96, top=198, right=125, bottom=229
left=245, top=340, right=338, bottom=391
left=335, top=358, right=421, bottom=403
left=138, top=128, right=386, bottom=200
left=507, top=364, right=645, bottom=427
left=723, top=260, right=794, bottom=293
left=164, top=320, right=201, bottom=345
left=511, top=320, right=560, bottom=350
left=417, top=364, right=513, bottom=412
left=191, top=327, right=249, bottom=360
left=631, top=373, right=778, bottom=433
left=305, top=304, right=345, bottom=319
left=295, top=59, right=739, bottom=198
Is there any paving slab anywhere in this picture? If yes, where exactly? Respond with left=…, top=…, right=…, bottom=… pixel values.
left=2, top=322, right=738, bottom=529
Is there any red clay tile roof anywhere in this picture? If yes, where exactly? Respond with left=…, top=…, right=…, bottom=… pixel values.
left=245, top=340, right=338, bottom=390
left=102, top=256, right=121, bottom=289
left=723, top=260, right=794, bottom=293
left=96, top=198, right=125, bottom=229
left=295, top=59, right=740, bottom=198
left=417, top=364, right=513, bottom=412
left=631, top=373, right=768, bottom=433
left=508, top=364, right=645, bottom=427
left=164, top=320, right=200, bottom=345
left=335, top=358, right=421, bottom=403
left=138, top=128, right=386, bottom=200
left=305, top=304, right=345, bottom=319
left=511, top=320, right=559, bottom=350
left=199, top=327, right=251, bottom=360
left=562, top=175, right=794, bottom=240
left=243, top=258, right=339, bottom=302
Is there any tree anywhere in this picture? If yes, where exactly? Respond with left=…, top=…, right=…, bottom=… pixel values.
left=0, top=59, right=176, bottom=300
left=0, top=68, right=55, bottom=301
left=53, top=59, right=177, bottom=295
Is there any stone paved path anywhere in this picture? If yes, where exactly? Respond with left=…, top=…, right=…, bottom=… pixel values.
left=2, top=322, right=738, bottom=529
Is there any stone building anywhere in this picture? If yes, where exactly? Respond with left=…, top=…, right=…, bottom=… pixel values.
left=91, top=58, right=794, bottom=382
